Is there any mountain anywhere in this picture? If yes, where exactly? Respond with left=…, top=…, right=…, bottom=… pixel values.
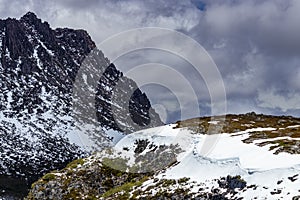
left=26, top=113, right=300, bottom=199
left=0, top=11, right=162, bottom=196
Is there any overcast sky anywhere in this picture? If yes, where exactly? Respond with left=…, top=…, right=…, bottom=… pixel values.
left=1, top=0, right=300, bottom=123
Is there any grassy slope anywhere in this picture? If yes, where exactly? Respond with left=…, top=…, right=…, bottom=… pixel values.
left=175, top=112, right=300, bottom=154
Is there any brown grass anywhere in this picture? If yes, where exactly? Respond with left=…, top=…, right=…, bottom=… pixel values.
left=175, top=112, right=300, bottom=154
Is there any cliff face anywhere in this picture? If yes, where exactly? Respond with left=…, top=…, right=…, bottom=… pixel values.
left=0, top=11, right=162, bottom=192
left=0, top=12, right=95, bottom=183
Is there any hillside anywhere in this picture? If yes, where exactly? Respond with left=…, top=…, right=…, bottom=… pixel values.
left=26, top=113, right=300, bottom=199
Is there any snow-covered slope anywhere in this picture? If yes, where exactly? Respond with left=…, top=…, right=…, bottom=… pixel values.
left=109, top=123, right=300, bottom=199
left=27, top=113, right=300, bottom=199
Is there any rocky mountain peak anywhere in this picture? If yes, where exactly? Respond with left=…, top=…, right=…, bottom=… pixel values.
left=21, top=11, right=39, bottom=21
left=0, top=12, right=162, bottom=197
left=20, top=11, right=42, bottom=26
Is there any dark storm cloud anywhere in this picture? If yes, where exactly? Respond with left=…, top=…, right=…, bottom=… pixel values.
left=192, top=0, right=300, bottom=114
left=1, top=0, right=300, bottom=120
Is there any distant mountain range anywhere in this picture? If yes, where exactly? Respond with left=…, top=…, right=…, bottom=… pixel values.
left=0, top=12, right=162, bottom=197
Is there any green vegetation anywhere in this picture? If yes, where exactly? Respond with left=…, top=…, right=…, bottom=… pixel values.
left=42, top=173, right=56, bottom=182
left=101, top=176, right=148, bottom=199
left=102, top=157, right=129, bottom=172
left=66, top=158, right=85, bottom=169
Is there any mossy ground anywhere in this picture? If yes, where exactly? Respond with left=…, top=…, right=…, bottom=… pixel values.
left=26, top=156, right=151, bottom=200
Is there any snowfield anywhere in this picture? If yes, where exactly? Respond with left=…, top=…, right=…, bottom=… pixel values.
left=109, top=123, right=300, bottom=199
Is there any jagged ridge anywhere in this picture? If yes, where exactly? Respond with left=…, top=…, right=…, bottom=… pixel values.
left=0, top=12, right=162, bottom=198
